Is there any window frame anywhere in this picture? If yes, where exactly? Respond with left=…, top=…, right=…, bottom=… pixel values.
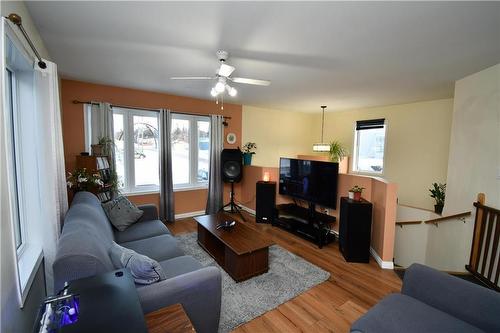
left=5, top=66, right=26, bottom=255
left=113, top=107, right=161, bottom=194
left=3, top=23, right=44, bottom=306
left=352, top=120, right=388, bottom=175
left=171, top=113, right=210, bottom=191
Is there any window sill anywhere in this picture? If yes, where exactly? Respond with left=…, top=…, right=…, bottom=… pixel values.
left=123, top=190, right=160, bottom=197
left=351, top=170, right=384, bottom=177
left=174, top=185, right=208, bottom=192
left=122, top=185, right=209, bottom=196
left=18, top=245, right=43, bottom=307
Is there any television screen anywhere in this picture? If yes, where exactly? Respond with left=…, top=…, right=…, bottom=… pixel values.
left=279, top=158, right=339, bottom=209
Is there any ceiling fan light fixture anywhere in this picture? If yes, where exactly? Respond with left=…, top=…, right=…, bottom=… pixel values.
left=226, top=85, right=237, bottom=97
left=215, top=81, right=225, bottom=93
left=210, top=88, right=218, bottom=97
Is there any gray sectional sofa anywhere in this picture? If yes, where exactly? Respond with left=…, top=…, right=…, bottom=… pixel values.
left=351, top=263, right=500, bottom=333
left=54, top=191, right=221, bottom=333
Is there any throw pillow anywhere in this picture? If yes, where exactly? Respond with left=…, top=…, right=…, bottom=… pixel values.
left=109, top=242, right=166, bottom=285
left=102, top=196, right=144, bottom=231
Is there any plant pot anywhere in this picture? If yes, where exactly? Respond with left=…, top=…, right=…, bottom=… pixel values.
left=91, top=144, right=104, bottom=156
left=353, top=192, right=362, bottom=201
left=243, top=153, right=253, bottom=166
left=348, top=191, right=355, bottom=200
left=434, top=204, right=444, bottom=215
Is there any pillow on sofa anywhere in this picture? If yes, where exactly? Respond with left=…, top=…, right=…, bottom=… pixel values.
left=109, top=242, right=166, bottom=284
left=102, top=196, right=144, bottom=231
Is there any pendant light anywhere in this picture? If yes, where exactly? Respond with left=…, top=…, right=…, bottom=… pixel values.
left=312, top=105, right=330, bottom=152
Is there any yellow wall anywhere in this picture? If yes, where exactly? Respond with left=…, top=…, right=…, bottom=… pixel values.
left=313, top=99, right=454, bottom=209
left=242, top=105, right=317, bottom=167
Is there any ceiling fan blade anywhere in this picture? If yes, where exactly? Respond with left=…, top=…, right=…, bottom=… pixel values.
left=218, top=63, right=235, bottom=77
left=170, top=76, right=214, bottom=80
left=231, top=77, right=271, bottom=86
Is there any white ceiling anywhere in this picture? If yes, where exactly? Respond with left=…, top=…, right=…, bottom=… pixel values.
left=26, top=1, right=500, bottom=112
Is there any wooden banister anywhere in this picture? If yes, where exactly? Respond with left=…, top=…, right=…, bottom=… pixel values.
left=424, top=211, right=471, bottom=226
left=466, top=193, right=500, bottom=291
left=396, top=220, right=422, bottom=228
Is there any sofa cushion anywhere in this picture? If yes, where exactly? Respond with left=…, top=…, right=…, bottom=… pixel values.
left=350, top=294, right=483, bottom=333
left=102, top=196, right=144, bottom=231
left=109, top=242, right=166, bottom=285
left=120, top=234, right=184, bottom=262
left=158, top=255, right=204, bottom=280
left=114, top=220, right=171, bottom=244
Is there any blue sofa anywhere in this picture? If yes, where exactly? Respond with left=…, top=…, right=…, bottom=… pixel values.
left=351, top=263, right=500, bottom=333
left=54, top=192, right=221, bottom=333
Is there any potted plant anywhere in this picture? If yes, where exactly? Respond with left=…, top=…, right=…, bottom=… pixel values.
left=329, top=141, right=348, bottom=163
left=242, top=142, right=257, bottom=166
left=349, top=185, right=365, bottom=201
left=67, top=168, right=104, bottom=193
left=429, top=182, right=446, bottom=214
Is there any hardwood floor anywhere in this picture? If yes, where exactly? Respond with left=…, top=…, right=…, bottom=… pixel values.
left=168, top=211, right=402, bottom=333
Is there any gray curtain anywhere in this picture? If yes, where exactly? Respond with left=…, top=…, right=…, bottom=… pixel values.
left=159, top=109, right=175, bottom=222
left=90, top=101, right=115, bottom=171
left=206, top=115, right=224, bottom=214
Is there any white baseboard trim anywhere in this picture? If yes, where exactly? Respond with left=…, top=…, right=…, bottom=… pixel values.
left=175, top=210, right=206, bottom=219
left=370, top=247, right=394, bottom=269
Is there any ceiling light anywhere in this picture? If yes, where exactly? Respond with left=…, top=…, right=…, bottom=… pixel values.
left=210, top=88, right=218, bottom=97
left=312, top=106, right=330, bottom=152
left=228, top=86, right=237, bottom=97
left=215, top=81, right=225, bottom=93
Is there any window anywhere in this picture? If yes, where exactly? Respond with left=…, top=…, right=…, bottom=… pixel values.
left=5, top=68, right=24, bottom=251
left=113, top=108, right=160, bottom=193
left=353, top=118, right=386, bottom=174
left=171, top=114, right=210, bottom=189
left=3, top=30, right=44, bottom=303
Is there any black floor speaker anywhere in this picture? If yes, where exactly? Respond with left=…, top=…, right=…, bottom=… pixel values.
left=256, top=181, right=276, bottom=223
left=339, top=197, right=373, bottom=263
left=221, top=149, right=242, bottom=183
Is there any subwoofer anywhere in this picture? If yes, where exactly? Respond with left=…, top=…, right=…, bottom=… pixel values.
left=221, top=149, right=242, bottom=183
left=256, top=181, right=276, bottom=223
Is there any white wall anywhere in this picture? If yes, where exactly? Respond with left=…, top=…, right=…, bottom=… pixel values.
left=394, top=64, right=500, bottom=272
left=242, top=105, right=317, bottom=167
left=445, top=64, right=500, bottom=213
left=316, top=99, right=454, bottom=210
left=1, top=2, right=50, bottom=331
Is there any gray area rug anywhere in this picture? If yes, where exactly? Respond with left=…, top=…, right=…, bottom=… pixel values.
left=176, top=232, right=330, bottom=332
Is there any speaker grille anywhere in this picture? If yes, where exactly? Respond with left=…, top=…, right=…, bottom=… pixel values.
left=221, top=149, right=242, bottom=183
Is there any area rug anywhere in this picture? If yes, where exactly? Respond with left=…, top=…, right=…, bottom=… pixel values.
left=176, top=232, right=330, bottom=332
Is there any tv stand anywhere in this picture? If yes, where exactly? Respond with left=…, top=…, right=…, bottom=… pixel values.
left=273, top=203, right=336, bottom=248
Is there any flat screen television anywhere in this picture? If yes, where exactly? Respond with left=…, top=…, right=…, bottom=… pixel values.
left=279, top=158, right=339, bottom=209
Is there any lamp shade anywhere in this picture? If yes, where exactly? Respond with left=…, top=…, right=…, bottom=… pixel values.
left=312, top=143, right=330, bottom=152
left=263, top=172, right=270, bottom=182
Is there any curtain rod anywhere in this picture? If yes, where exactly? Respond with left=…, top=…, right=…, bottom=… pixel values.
left=6, top=13, right=46, bottom=69
left=72, top=100, right=231, bottom=119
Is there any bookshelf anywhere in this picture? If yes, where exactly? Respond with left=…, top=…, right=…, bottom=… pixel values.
left=75, top=155, right=113, bottom=202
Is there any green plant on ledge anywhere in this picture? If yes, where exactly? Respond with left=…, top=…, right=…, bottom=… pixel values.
left=329, top=141, right=348, bottom=163
left=242, top=142, right=257, bottom=166
left=350, top=185, right=365, bottom=193
left=429, top=182, right=446, bottom=214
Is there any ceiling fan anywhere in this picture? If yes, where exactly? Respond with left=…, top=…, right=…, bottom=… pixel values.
left=170, top=50, right=271, bottom=98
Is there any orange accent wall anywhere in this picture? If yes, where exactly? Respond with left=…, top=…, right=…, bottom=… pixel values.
left=60, top=79, right=242, bottom=214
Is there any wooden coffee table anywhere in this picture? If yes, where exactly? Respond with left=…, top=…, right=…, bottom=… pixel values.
left=195, top=213, right=274, bottom=282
